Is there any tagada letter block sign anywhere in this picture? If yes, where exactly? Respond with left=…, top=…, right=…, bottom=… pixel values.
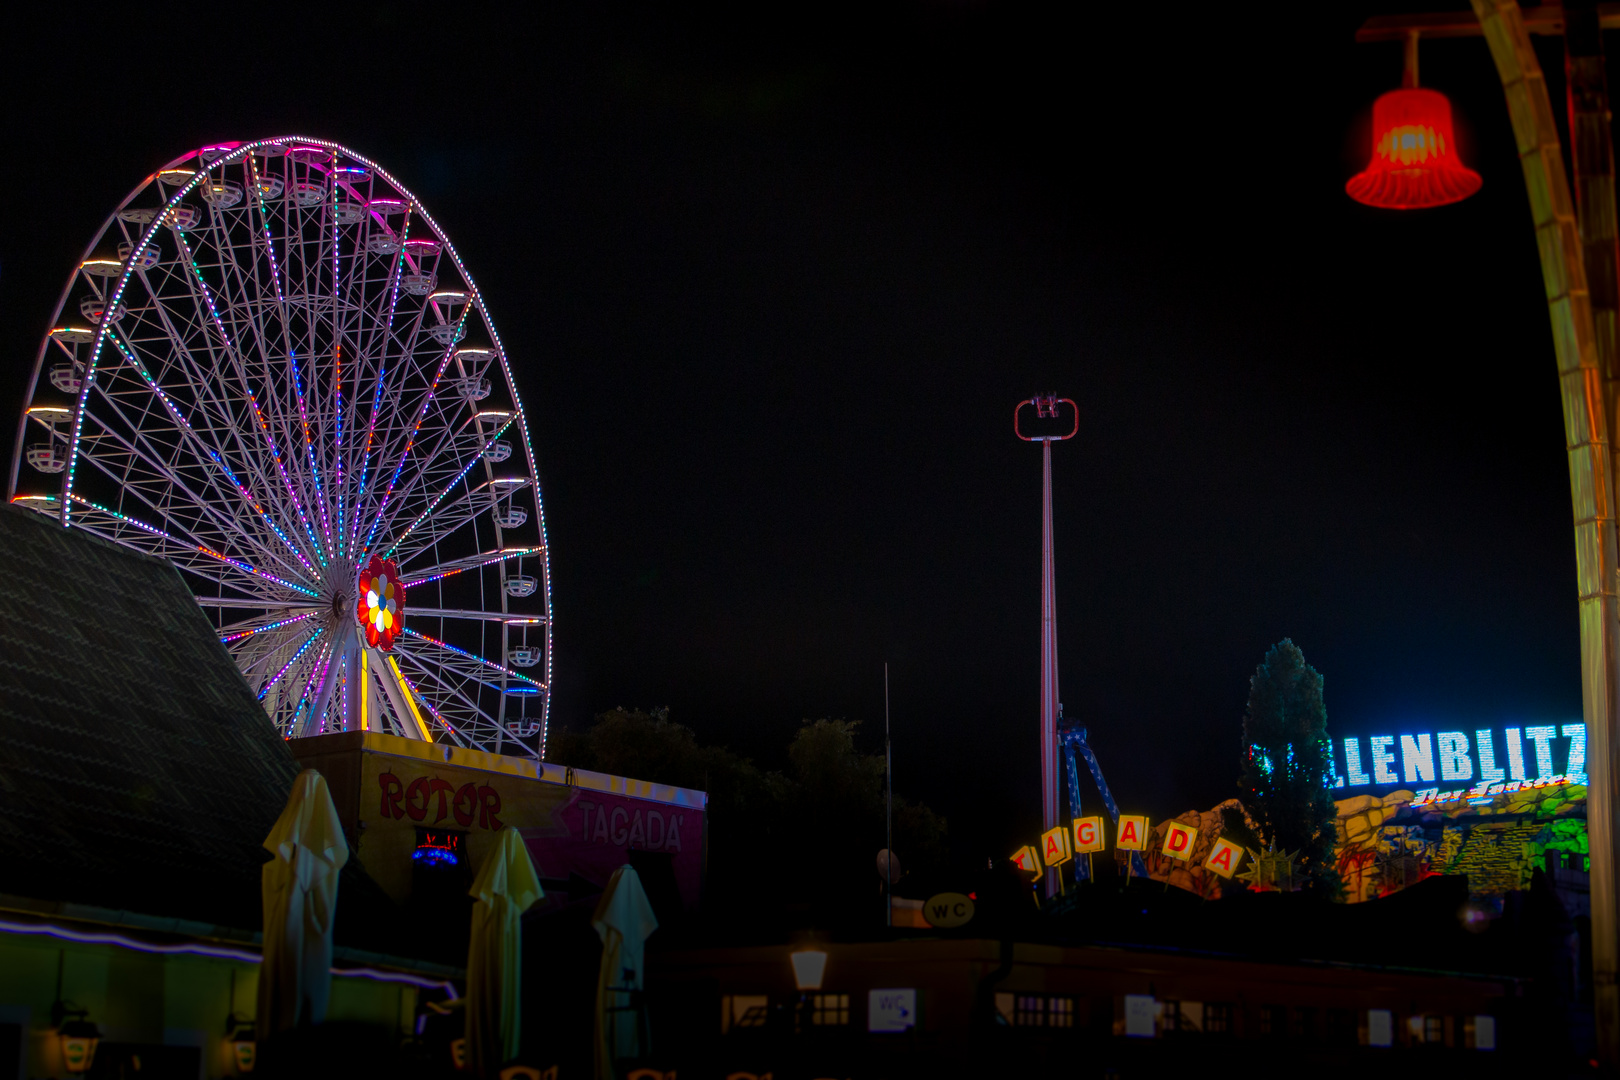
left=1041, top=824, right=1073, bottom=867
left=1162, top=820, right=1199, bottom=861
left=1115, top=815, right=1149, bottom=851
left=1203, top=836, right=1244, bottom=879
left=1072, top=816, right=1105, bottom=854
left=1011, top=845, right=1042, bottom=876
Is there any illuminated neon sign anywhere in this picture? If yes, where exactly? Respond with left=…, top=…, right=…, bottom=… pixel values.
left=1334, top=724, right=1585, bottom=790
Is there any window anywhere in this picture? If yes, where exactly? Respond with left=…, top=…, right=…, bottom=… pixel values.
left=1258, top=1005, right=1285, bottom=1037
left=1015, top=995, right=1046, bottom=1027
left=1205, top=1003, right=1232, bottom=1036
left=1291, top=1007, right=1316, bottom=1039
left=810, top=994, right=849, bottom=1027
left=994, top=993, right=1075, bottom=1029
left=720, top=995, right=769, bottom=1033
left=1425, top=1015, right=1444, bottom=1045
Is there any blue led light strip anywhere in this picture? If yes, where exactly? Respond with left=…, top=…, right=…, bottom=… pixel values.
left=0, top=917, right=457, bottom=995
left=221, top=611, right=315, bottom=644
left=258, top=627, right=325, bottom=700
left=383, top=417, right=517, bottom=560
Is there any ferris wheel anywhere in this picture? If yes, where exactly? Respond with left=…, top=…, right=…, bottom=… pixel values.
left=8, top=137, right=552, bottom=758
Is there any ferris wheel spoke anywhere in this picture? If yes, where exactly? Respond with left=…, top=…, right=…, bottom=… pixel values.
left=408, top=607, right=545, bottom=625
left=399, top=546, right=542, bottom=588
left=354, top=341, right=479, bottom=554
left=91, top=297, right=325, bottom=576
left=70, top=434, right=318, bottom=591
left=189, top=207, right=334, bottom=563
left=281, top=638, right=336, bottom=729
left=390, top=646, right=504, bottom=744
left=217, top=609, right=319, bottom=643
left=166, top=233, right=333, bottom=562
left=69, top=408, right=315, bottom=585
left=232, top=620, right=322, bottom=682
left=64, top=493, right=318, bottom=598
left=397, top=628, right=544, bottom=690
left=345, top=278, right=433, bottom=556
left=372, top=415, right=518, bottom=558
left=387, top=477, right=532, bottom=569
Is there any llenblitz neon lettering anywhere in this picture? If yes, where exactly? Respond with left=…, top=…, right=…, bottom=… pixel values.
left=1333, top=724, right=1586, bottom=790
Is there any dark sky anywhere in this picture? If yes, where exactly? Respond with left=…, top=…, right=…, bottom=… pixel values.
left=0, top=3, right=1590, bottom=863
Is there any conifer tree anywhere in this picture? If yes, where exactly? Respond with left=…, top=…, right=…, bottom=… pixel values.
left=1238, top=639, right=1340, bottom=894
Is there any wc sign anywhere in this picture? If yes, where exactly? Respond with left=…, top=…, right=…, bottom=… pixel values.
left=869, top=988, right=917, bottom=1033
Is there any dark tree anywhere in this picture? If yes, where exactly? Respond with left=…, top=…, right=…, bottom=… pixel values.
left=1238, top=640, right=1340, bottom=895
left=546, top=709, right=947, bottom=924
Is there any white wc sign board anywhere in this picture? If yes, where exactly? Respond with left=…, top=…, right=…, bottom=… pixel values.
left=868, top=988, right=916, bottom=1032
left=1124, top=994, right=1156, bottom=1037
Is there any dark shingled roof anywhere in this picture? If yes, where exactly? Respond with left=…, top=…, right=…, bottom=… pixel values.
left=0, top=503, right=301, bottom=929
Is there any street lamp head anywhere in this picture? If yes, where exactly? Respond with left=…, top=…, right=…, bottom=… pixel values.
left=790, top=948, right=828, bottom=991
left=1347, top=87, right=1482, bottom=209
left=1348, top=32, right=1480, bottom=210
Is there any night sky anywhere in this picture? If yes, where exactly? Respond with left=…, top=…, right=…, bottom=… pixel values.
left=0, top=3, right=1589, bottom=864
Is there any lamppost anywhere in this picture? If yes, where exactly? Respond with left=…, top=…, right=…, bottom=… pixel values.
left=1350, top=1, right=1620, bottom=1065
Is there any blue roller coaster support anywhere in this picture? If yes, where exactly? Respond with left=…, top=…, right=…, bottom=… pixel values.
left=1058, top=708, right=1147, bottom=882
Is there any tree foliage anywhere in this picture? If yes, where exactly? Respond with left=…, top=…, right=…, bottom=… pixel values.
left=1238, top=640, right=1340, bottom=895
left=546, top=708, right=947, bottom=919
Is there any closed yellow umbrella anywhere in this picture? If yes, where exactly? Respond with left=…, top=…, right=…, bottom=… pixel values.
left=258, top=769, right=349, bottom=1038
left=592, top=865, right=658, bottom=1080
left=466, top=827, right=543, bottom=1077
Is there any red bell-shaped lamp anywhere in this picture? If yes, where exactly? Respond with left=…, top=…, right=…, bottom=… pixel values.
left=1347, top=32, right=1481, bottom=210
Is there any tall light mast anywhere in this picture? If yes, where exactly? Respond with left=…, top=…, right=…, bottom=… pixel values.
left=1016, top=394, right=1078, bottom=896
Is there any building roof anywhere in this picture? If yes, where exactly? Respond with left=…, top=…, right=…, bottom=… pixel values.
left=0, top=504, right=302, bottom=929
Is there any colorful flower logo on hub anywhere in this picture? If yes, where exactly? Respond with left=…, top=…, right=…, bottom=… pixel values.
left=357, top=556, right=405, bottom=651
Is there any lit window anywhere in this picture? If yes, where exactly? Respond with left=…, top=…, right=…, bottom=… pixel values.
left=1205, top=1003, right=1232, bottom=1035
left=720, top=995, right=769, bottom=1033
left=811, top=994, right=849, bottom=1026
left=1015, top=995, right=1045, bottom=1027
left=995, top=992, right=1077, bottom=1030
left=1425, top=1015, right=1444, bottom=1044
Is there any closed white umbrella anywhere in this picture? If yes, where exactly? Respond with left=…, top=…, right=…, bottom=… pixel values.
left=465, top=828, right=543, bottom=1077
left=257, top=769, right=349, bottom=1038
left=592, top=865, right=658, bottom=1079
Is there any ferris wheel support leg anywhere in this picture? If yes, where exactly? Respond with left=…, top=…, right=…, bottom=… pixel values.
left=299, top=629, right=349, bottom=738
left=376, top=649, right=426, bottom=740
left=344, top=644, right=363, bottom=732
